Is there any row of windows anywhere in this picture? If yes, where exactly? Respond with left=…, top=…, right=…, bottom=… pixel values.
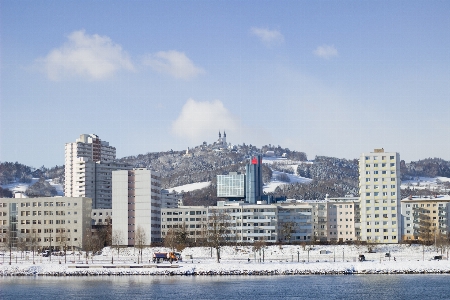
left=365, top=178, right=396, bottom=182
left=365, top=192, right=396, bottom=196
left=365, top=155, right=395, bottom=160
left=366, top=185, right=396, bottom=189
left=365, top=170, right=396, bottom=175
left=330, top=231, right=353, bottom=235
left=18, top=219, right=78, bottom=225
left=164, top=211, right=206, bottom=215
left=366, top=207, right=396, bottom=211
left=367, top=228, right=397, bottom=232
left=366, top=236, right=397, bottom=240
left=366, top=214, right=397, bottom=219
left=405, top=203, right=445, bottom=208
left=365, top=163, right=396, bottom=168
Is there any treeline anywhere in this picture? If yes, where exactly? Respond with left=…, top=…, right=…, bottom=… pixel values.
left=0, top=162, right=64, bottom=185
left=401, top=158, right=450, bottom=179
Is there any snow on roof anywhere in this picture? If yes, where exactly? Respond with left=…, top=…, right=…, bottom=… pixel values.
left=401, top=194, right=450, bottom=202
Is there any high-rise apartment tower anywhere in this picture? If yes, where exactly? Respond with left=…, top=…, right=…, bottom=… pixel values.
left=64, top=134, right=130, bottom=209
left=359, top=149, right=401, bottom=243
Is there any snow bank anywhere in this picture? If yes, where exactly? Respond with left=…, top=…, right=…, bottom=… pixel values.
left=2, top=244, right=450, bottom=276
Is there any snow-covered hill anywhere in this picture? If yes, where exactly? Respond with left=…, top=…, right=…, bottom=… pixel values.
left=1, top=178, right=64, bottom=197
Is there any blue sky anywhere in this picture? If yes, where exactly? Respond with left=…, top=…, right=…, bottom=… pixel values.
left=1, top=1, right=449, bottom=168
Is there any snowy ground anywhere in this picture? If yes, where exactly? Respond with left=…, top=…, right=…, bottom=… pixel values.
left=264, top=171, right=312, bottom=193
left=401, top=176, right=450, bottom=192
left=1, top=244, right=449, bottom=276
left=168, top=181, right=211, bottom=193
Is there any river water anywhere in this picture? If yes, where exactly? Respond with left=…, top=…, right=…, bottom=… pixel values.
left=1, top=275, right=449, bottom=299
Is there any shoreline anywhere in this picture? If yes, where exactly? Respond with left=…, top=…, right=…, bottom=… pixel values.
left=2, top=261, right=450, bottom=277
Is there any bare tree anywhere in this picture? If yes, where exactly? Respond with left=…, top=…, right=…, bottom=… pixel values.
left=0, top=226, right=12, bottom=264
left=135, top=225, right=147, bottom=264
left=163, top=228, right=177, bottom=251
left=112, top=230, right=124, bottom=258
left=280, top=221, right=295, bottom=244
left=207, top=208, right=231, bottom=263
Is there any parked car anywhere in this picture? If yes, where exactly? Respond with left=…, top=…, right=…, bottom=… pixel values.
left=385, top=253, right=391, bottom=257
left=359, top=255, right=366, bottom=262
left=432, top=255, right=443, bottom=260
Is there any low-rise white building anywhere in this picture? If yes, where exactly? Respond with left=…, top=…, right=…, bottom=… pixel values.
left=0, top=197, right=92, bottom=251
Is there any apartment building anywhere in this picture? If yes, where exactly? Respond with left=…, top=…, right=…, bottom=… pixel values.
left=326, top=197, right=359, bottom=242
left=0, top=197, right=92, bottom=251
left=161, top=206, right=208, bottom=244
left=401, top=195, right=450, bottom=242
left=65, top=134, right=131, bottom=209
left=206, top=201, right=277, bottom=243
left=359, top=149, right=401, bottom=243
left=277, top=202, right=312, bottom=243
left=161, top=190, right=182, bottom=208
left=112, top=169, right=162, bottom=246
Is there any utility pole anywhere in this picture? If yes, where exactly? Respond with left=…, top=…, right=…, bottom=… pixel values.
left=50, top=233, right=52, bottom=262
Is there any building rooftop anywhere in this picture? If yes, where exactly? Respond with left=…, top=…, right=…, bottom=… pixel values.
left=401, top=194, right=450, bottom=202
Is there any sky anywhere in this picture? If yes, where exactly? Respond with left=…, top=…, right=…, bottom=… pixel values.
left=1, top=1, right=449, bottom=168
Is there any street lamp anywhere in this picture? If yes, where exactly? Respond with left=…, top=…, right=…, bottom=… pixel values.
left=49, top=233, right=52, bottom=262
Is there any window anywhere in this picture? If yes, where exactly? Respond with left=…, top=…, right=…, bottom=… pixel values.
left=390, top=156, right=394, bottom=159
left=390, top=163, right=395, bottom=167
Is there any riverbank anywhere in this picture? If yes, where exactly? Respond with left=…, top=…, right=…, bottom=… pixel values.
left=2, top=260, right=450, bottom=276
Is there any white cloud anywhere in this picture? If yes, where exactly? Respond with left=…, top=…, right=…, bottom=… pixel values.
left=36, top=30, right=134, bottom=80
left=171, top=98, right=240, bottom=142
left=313, top=45, right=338, bottom=59
left=250, top=27, right=284, bottom=46
left=143, top=50, right=205, bottom=80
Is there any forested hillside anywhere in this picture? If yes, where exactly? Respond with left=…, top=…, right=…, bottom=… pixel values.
left=3, top=145, right=450, bottom=202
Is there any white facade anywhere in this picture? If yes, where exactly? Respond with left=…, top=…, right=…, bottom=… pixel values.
left=65, top=134, right=130, bottom=209
left=212, top=201, right=278, bottom=243
left=112, top=169, right=162, bottom=246
left=161, top=206, right=208, bottom=243
left=401, top=195, right=450, bottom=241
left=359, top=149, right=401, bottom=243
left=0, top=197, right=92, bottom=251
